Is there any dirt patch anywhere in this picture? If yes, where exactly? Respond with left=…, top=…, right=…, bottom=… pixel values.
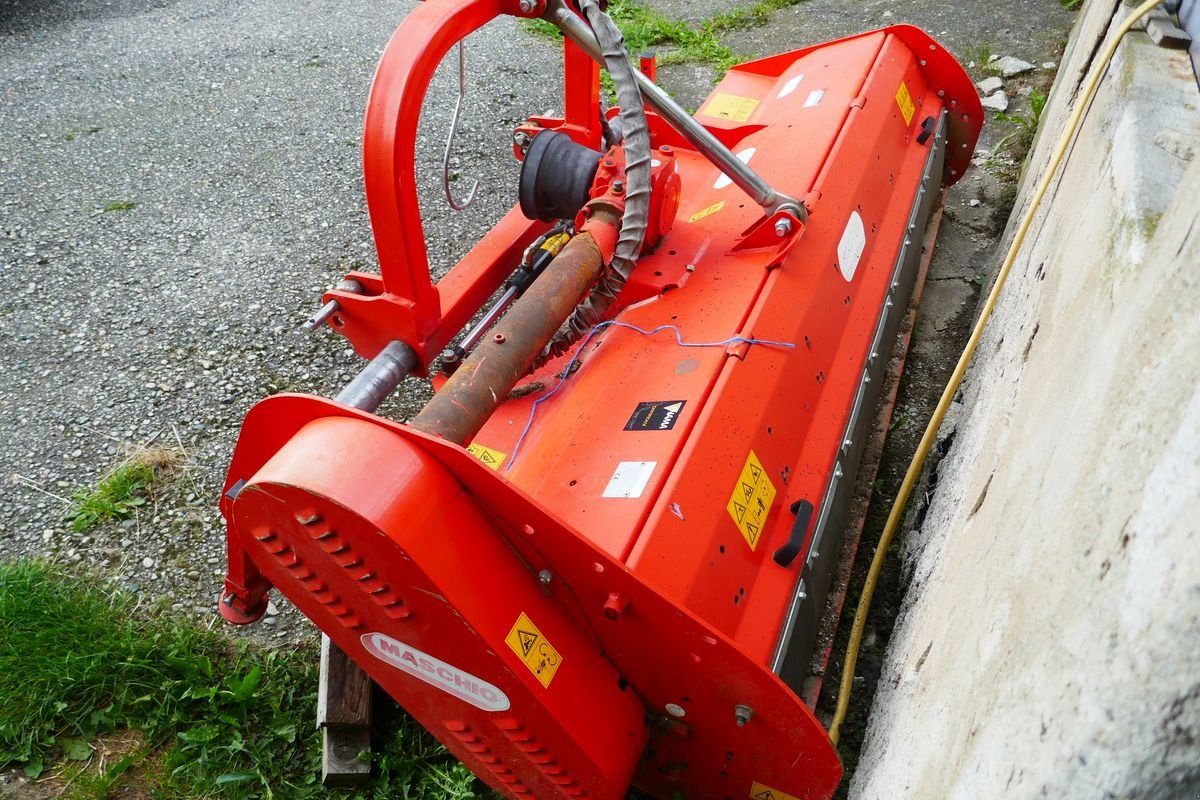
left=0, top=731, right=150, bottom=800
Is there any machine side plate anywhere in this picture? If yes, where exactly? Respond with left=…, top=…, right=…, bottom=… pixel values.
left=222, top=394, right=843, bottom=800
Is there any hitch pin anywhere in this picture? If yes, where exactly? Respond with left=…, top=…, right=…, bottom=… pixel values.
left=303, top=299, right=340, bottom=332
left=301, top=278, right=362, bottom=332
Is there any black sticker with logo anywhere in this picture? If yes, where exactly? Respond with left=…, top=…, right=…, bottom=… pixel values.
left=624, top=400, right=687, bottom=431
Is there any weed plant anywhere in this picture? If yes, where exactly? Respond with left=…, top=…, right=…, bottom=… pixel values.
left=66, top=462, right=155, bottom=532
left=66, top=447, right=182, bottom=532
left=994, top=89, right=1049, bottom=158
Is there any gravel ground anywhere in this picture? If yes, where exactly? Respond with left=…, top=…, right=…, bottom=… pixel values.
left=0, top=0, right=1072, bottom=668
left=0, top=0, right=562, bottom=641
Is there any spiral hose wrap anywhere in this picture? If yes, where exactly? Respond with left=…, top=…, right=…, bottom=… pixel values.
left=539, top=0, right=652, bottom=362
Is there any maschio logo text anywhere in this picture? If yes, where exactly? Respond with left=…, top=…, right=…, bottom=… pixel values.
left=360, top=632, right=510, bottom=712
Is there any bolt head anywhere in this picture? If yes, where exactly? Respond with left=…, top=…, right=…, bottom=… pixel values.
left=518, top=0, right=536, bottom=12
left=538, top=569, right=553, bottom=585
left=513, top=130, right=532, bottom=149
left=603, top=592, right=629, bottom=620
left=611, top=179, right=625, bottom=194
left=774, top=218, right=792, bottom=237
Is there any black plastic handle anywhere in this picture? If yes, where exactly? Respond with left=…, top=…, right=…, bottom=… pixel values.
left=773, top=499, right=814, bottom=567
left=917, top=115, right=937, bottom=145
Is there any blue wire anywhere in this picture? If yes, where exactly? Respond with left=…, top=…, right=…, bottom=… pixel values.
left=504, top=321, right=795, bottom=470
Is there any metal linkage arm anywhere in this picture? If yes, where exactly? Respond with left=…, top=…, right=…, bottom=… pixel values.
left=544, top=0, right=805, bottom=220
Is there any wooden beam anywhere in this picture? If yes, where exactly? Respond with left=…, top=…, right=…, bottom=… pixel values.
left=318, top=634, right=373, bottom=786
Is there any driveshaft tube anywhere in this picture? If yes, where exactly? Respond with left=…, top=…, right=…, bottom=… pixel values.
left=410, top=207, right=619, bottom=445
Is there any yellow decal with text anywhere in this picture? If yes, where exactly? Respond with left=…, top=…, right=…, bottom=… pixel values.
left=467, top=442, right=507, bottom=471
left=689, top=200, right=725, bottom=223
left=896, top=81, right=915, bottom=126
left=702, top=92, right=760, bottom=123
left=726, top=450, right=777, bottom=551
left=749, top=781, right=802, bottom=800
left=504, top=612, right=561, bottom=688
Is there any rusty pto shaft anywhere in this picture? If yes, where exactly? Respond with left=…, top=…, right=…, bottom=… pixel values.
left=410, top=207, right=619, bottom=445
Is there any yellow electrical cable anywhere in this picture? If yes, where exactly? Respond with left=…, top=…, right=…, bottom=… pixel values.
left=827, top=0, right=1163, bottom=748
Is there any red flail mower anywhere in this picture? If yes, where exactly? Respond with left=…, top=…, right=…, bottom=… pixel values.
left=217, top=0, right=980, bottom=797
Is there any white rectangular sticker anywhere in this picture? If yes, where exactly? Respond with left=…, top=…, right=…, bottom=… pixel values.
left=803, top=89, right=825, bottom=107
left=838, top=210, right=866, bottom=282
left=602, top=461, right=656, bottom=498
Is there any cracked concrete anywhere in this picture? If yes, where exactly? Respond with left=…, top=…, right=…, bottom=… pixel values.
left=849, top=4, right=1200, bottom=797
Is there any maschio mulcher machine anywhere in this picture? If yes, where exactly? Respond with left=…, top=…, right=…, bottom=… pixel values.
left=216, top=0, right=981, bottom=797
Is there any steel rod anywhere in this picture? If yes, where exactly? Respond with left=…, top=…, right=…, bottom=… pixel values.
left=303, top=278, right=364, bottom=333
left=460, top=284, right=520, bottom=352
left=304, top=299, right=342, bottom=332
left=547, top=0, right=802, bottom=218
left=335, top=340, right=420, bottom=412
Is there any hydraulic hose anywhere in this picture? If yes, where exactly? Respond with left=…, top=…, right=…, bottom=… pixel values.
left=828, top=0, right=1164, bottom=747
left=540, top=0, right=652, bottom=361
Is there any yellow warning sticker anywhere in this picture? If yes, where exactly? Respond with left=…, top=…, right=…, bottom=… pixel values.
left=467, top=442, right=507, bottom=471
left=749, top=781, right=802, bottom=800
left=702, top=92, right=760, bottom=123
left=689, top=200, right=725, bottom=223
left=726, top=450, right=777, bottom=551
left=896, top=81, right=915, bottom=126
left=504, top=612, right=562, bottom=688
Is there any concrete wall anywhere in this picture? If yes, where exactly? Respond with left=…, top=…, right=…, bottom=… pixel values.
left=849, top=3, right=1200, bottom=798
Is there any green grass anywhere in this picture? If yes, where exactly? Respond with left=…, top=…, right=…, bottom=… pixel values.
left=101, top=201, right=137, bottom=213
left=702, top=0, right=808, bottom=36
left=0, top=561, right=488, bottom=799
left=523, top=0, right=738, bottom=71
left=524, top=0, right=811, bottom=76
left=64, top=126, right=102, bottom=142
left=963, top=41, right=993, bottom=69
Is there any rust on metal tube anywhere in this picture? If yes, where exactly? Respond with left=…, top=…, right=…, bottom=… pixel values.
left=410, top=207, right=619, bottom=445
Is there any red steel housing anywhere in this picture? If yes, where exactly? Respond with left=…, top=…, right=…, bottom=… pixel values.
left=219, top=1, right=982, bottom=798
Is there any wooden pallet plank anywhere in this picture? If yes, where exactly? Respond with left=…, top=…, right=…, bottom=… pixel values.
left=318, top=634, right=372, bottom=786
